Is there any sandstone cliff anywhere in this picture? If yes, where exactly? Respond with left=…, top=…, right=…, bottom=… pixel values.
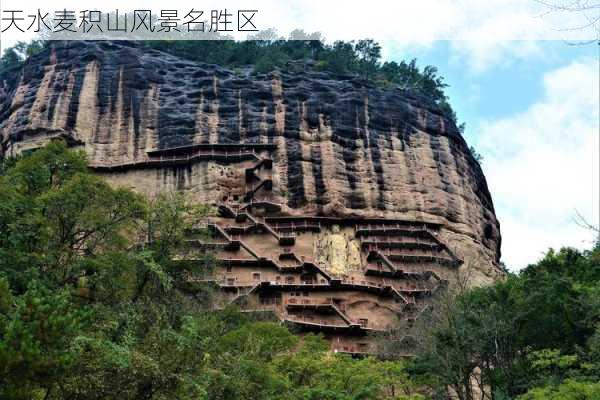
left=0, top=41, right=502, bottom=284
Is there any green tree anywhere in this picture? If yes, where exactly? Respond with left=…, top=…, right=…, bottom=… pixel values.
left=409, top=247, right=600, bottom=399
left=355, top=39, right=382, bottom=80
left=0, top=40, right=46, bottom=74
left=0, top=141, right=424, bottom=400
left=517, top=380, right=600, bottom=400
left=469, top=146, right=483, bottom=163
left=0, top=141, right=215, bottom=399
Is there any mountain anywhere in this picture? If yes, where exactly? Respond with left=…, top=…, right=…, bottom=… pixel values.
left=0, top=40, right=503, bottom=352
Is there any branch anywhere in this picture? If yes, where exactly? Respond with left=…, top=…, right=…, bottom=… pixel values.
left=535, top=0, right=600, bottom=12
left=573, top=209, right=600, bottom=233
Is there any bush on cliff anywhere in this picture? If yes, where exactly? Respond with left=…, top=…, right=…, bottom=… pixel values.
left=1, top=37, right=459, bottom=125
left=143, top=37, right=456, bottom=122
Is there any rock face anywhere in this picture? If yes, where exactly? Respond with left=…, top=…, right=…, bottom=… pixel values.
left=0, top=41, right=503, bottom=351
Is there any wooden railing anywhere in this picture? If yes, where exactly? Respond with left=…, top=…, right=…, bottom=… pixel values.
left=285, top=298, right=334, bottom=306
left=270, top=220, right=322, bottom=232
left=284, top=315, right=350, bottom=329
left=89, top=149, right=262, bottom=170
left=355, top=222, right=433, bottom=232
left=360, top=236, right=438, bottom=246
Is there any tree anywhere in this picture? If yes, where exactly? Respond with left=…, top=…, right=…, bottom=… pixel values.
left=355, top=39, right=382, bottom=79
left=517, top=379, right=600, bottom=400
left=0, top=141, right=427, bottom=399
left=408, top=246, right=600, bottom=399
left=0, top=141, right=215, bottom=399
left=318, top=40, right=358, bottom=74
left=0, top=40, right=47, bottom=74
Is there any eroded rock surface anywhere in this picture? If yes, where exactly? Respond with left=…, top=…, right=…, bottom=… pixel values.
left=0, top=41, right=502, bottom=284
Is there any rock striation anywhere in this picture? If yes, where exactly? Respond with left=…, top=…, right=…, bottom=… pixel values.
left=0, top=41, right=503, bottom=352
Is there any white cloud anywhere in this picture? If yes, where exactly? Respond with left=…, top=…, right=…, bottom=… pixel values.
left=450, top=40, right=545, bottom=74
left=476, top=58, right=599, bottom=270
left=1, top=0, right=597, bottom=66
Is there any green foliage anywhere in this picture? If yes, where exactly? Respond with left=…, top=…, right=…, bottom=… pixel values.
left=0, top=40, right=46, bottom=74
left=269, top=335, right=423, bottom=400
left=409, top=247, right=600, bottom=399
left=2, top=36, right=458, bottom=124
left=7, top=140, right=598, bottom=400
left=0, top=142, right=419, bottom=399
left=517, top=380, right=600, bottom=400
left=0, top=283, right=88, bottom=398
left=0, top=141, right=211, bottom=399
left=0, top=48, right=22, bottom=72
left=528, top=349, right=579, bottom=384
left=0, top=141, right=145, bottom=293
left=143, top=36, right=457, bottom=123
left=355, top=39, right=382, bottom=79
left=469, top=146, right=483, bottom=163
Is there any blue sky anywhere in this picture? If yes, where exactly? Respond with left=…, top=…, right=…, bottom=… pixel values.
left=385, top=41, right=599, bottom=271
left=385, top=41, right=595, bottom=141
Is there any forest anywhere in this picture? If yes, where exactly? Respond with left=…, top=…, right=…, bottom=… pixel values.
left=0, top=142, right=598, bottom=400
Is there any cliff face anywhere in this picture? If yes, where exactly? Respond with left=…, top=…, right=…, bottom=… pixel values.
left=0, top=41, right=502, bottom=284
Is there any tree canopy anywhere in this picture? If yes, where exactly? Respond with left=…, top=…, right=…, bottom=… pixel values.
left=402, top=247, right=600, bottom=400
left=0, top=142, right=422, bottom=400
left=143, top=37, right=457, bottom=122
left=1, top=37, right=458, bottom=124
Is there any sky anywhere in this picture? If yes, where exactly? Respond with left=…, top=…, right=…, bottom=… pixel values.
left=383, top=41, right=599, bottom=270
left=0, top=1, right=599, bottom=270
